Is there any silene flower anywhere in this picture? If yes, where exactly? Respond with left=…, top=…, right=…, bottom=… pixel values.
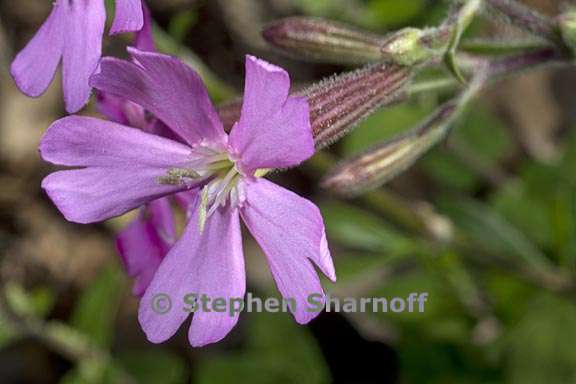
left=39, top=48, right=336, bottom=346
left=11, top=0, right=145, bottom=113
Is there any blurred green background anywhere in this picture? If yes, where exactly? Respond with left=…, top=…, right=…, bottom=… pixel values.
left=1, top=0, right=575, bottom=383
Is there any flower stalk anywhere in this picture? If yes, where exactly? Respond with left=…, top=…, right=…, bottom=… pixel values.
left=443, top=0, right=484, bottom=82
left=484, top=0, right=562, bottom=44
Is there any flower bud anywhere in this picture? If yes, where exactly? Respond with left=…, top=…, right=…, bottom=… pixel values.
left=262, top=17, right=385, bottom=65
left=322, top=101, right=457, bottom=196
left=304, top=63, right=412, bottom=148
left=262, top=17, right=450, bottom=66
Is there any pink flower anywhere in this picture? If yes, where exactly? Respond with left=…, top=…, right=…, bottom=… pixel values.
left=10, top=0, right=144, bottom=113
left=40, top=48, right=336, bottom=346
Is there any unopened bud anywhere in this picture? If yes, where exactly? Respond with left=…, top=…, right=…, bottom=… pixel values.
left=262, top=17, right=385, bottom=65
left=381, top=27, right=450, bottom=66
left=322, top=102, right=457, bottom=196
left=263, top=17, right=450, bottom=67
left=305, top=63, right=412, bottom=148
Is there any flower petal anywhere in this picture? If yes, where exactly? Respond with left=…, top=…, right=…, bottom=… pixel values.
left=116, top=199, right=174, bottom=297
left=110, top=0, right=144, bottom=35
left=240, top=178, right=335, bottom=324
left=133, top=3, right=155, bottom=51
left=139, top=204, right=245, bottom=346
left=42, top=167, right=184, bottom=224
left=10, top=2, right=64, bottom=98
left=95, top=92, right=177, bottom=138
left=39, top=116, right=192, bottom=168
left=174, top=190, right=199, bottom=218
left=239, top=56, right=290, bottom=127
left=95, top=91, right=128, bottom=125
left=90, top=48, right=226, bottom=147
left=147, top=197, right=177, bottom=245
left=61, top=0, right=106, bottom=113
left=40, top=116, right=195, bottom=223
left=229, top=56, right=314, bottom=173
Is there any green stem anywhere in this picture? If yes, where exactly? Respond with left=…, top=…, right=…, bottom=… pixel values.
left=409, top=77, right=460, bottom=95
left=443, top=0, right=484, bottom=82
left=460, top=38, right=552, bottom=55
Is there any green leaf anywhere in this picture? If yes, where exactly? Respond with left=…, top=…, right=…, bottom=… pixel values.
left=491, top=153, right=576, bottom=266
left=455, top=106, right=513, bottom=164
left=439, top=198, right=553, bottom=269
left=119, top=349, right=187, bottom=384
left=490, top=179, right=553, bottom=249
left=505, top=293, right=576, bottom=383
left=423, top=104, right=513, bottom=192
left=319, top=200, right=417, bottom=254
left=331, top=252, right=391, bottom=284
left=70, top=264, right=125, bottom=348
left=369, top=269, right=462, bottom=327
left=485, top=271, right=533, bottom=322
left=423, top=149, right=480, bottom=191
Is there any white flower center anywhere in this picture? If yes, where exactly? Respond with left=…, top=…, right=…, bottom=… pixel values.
left=157, top=144, right=246, bottom=231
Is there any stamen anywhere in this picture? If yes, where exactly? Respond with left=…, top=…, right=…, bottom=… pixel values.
left=206, top=168, right=239, bottom=217
left=198, top=187, right=210, bottom=233
left=206, top=160, right=234, bottom=171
